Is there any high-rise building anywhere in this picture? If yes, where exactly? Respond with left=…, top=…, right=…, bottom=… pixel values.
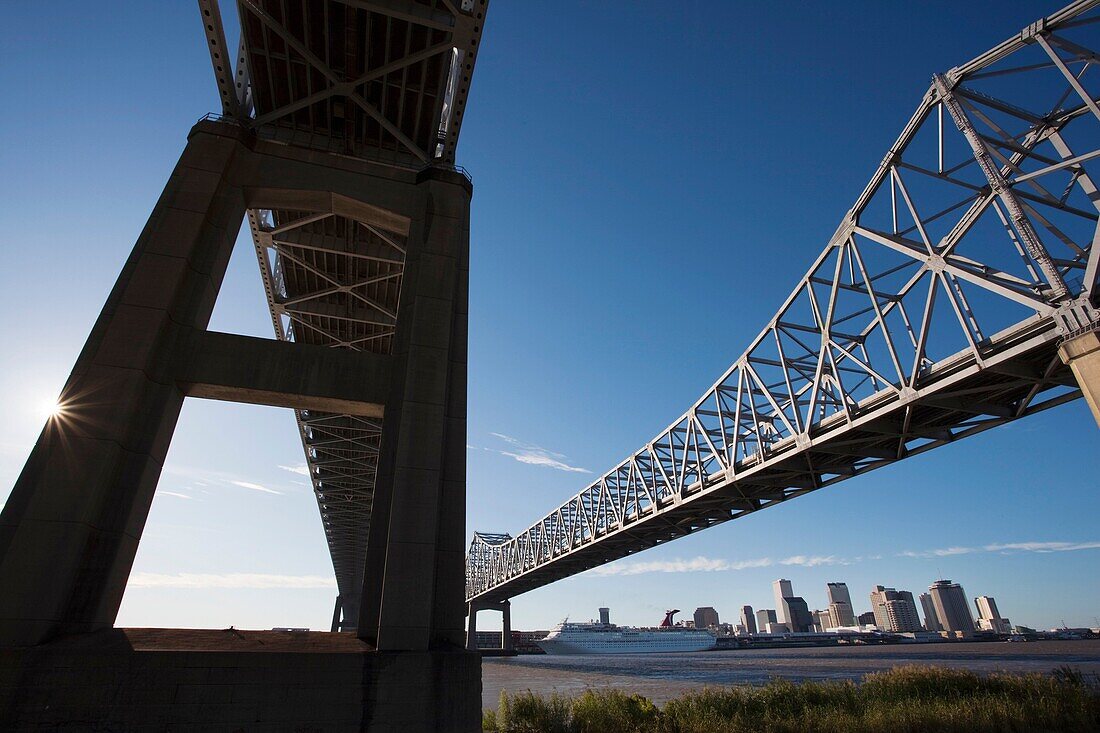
left=857, top=611, right=876, bottom=626
left=694, top=607, right=720, bottom=629
left=974, top=596, right=1010, bottom=633
left=756, top=608, right=777, bottom=631
left=826, top=582, right=852, bottom=608
left=929, top=580, right=975, bottom=633
left=773, top=579, right=793, bottom=623
left=919, top=593, right=943, bottom=631
left=599, top=607, right=610, bottom=625
left=740, top=605, right=757, bottom=635
left=813, top=609, right=831, bottom=631
left=869, top=586, right=922, bottom=632
left=828, top=601, right=855, bottom=629
left=782, top=597, right=813, bottom=633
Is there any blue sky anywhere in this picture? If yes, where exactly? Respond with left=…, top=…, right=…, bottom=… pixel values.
left=2, top=1, right=1098, bottom=634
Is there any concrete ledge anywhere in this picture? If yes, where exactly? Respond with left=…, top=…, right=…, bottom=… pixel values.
left=177, top=331, right=390, bottom=417
left=0, top=628, right=481, bottom=732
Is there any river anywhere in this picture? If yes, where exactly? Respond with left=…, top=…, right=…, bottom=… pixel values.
left=481, top=639, right=1100, bottom=708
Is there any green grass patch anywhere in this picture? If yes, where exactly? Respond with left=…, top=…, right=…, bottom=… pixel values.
left=483, top=665, right=1100, bottom=732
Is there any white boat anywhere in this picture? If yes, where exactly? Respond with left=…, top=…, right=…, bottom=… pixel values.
left=536, top=609, right=716, bottom=655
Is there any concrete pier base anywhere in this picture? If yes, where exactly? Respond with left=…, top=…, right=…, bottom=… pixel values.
left=1059, top=329, right=1100, bottom=427
left=0, top=629, right=480, bottom=732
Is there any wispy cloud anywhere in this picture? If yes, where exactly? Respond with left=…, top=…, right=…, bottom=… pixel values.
left=128, top=572, right=335, bottom=589
left=230, top=480, right=283, bottom=496
left=160, top=491, right=192, bottom=500
left=162, top=465, right=289, bottom=497
left=477, top=433, right=591, bottom=473
left=900, top=540, right=1100, bottom=559
left=278, top=464, right=311, bottom=477
left=592, top=554, right=847, bottom=577
left=588, top=540, right=1100, bottom=578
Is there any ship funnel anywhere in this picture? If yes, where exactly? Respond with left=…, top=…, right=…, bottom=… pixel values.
left=660, top=609, right=681, bottom=627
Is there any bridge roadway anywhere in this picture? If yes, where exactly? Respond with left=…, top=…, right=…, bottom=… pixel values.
left=466, top=0, right=1100, bottom=608
left=198, top=0, right=486, bottom=623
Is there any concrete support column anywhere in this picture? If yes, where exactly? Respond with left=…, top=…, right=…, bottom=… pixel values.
left=0, top=123, right=246, bottom=646
left=501, top=601, right=512, bottom=651
left=358, top=169, right=471, bottom=651
left=331, top=596, right=343, bottom=633
left=466, top=604, right=478, bottom=651
left=1059, top=330, right=1100, bottom=428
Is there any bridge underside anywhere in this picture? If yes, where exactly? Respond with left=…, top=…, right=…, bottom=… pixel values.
left=212, top=0, right=487, bottom=624
left=473, top=327, right=1076, bottom=604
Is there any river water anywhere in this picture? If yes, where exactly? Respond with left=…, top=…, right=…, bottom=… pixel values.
left=481, top=640, right=1100, bottom=708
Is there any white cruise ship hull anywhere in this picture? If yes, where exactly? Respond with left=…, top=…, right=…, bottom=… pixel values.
left=537, top=631, right=715, bottom=655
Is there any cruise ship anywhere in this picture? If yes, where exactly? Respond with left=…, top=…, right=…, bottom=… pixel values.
left=536, top=609, right=716, bottom=655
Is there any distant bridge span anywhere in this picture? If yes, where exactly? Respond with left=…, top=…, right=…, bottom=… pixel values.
left=466, top=0, right=1100, bottom=608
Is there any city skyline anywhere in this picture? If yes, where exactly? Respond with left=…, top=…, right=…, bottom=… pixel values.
left=2, top=1, right=1100, bottom=635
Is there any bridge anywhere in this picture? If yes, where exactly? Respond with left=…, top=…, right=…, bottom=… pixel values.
left=465, top=0, right=1100, bottom=635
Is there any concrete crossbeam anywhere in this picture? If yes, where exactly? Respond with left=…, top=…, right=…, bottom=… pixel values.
left=177, top=330, right=390, bottom=417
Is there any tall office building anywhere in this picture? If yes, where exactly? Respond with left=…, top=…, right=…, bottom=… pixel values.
left=694, top=607, right=720, bottom=629
left=773, top=579, right=793, bottom=623
left=828, top=601, right=855, bottom=629
left=813, top=609, right=831, bottom=631
left=857, top=611, right=876, bottom=626
left=826, top=582, right=852, bottom=608
left=782, top=597, right=813, bottom=633
left=740, top=605, right=757, bottom=635
left=974, top=596, right=1010, bottom=633
left=919, top=593, right=943, bottom=631
left=756, top=608, right=777, bottom=631
left=599, top=607, right=610, bottom=625
left=869, top=586, right=922, bottom=632
left=929, top=580, right=975, bottom=633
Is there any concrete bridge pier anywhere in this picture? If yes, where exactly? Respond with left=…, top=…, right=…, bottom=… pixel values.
left=467, top=599, right=513, bottom=652
left=0, top=120, right=479, bottom=731
left=1059, top=330, right=1100, bottom=428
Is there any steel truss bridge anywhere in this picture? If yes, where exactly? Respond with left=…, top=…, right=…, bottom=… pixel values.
left=467, top=1, right=1100, bottom=606
left=197, top=0, right=485, bottom=612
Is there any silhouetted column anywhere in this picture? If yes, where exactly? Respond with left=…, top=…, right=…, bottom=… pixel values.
left=0, top=123, right=246, bottom=646
left=466, top=604, right=478, bottom=651
left=359, top=168, right=471, bottom=651
left=1060, top=330, right=1100, bottom=428
left=501, top=601, right=512, bottom=651
left=331, top=596, right=343, bottom=633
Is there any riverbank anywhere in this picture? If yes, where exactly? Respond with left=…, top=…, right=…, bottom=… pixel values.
left=483, top=665, right=1100, bottom=732
left=482, top=639, right=1100, bottom=708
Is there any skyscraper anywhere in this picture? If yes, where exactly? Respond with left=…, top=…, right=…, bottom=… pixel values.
left=773, top=579, right=793, bottom=624
left=740, top=605, right=757, bottom=635
left=974, top=596, right=1009, bottom=633
left=826, top=583, right=855, bottom=626
left=929, top=580, right=975, bottom=633
left=826, top=582, right=852, bottom=607
left=756, top=608, right=777, bottom=631
left=782, top=597, right=813, bottom=633
left=828, top=601, right=855, bottom=629
left=694, top=607, right=719, bottom=629
left=869, top=586, right=922, bottom=632
left=919, top=593, right=943, bottom=632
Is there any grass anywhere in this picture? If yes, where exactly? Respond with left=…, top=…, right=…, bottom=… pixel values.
left=482, top=665, right=1100, bottom=732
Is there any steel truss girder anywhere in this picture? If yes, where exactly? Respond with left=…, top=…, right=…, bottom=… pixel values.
left=466, top=0, right=1100, bottom=604
left=198, top=0, right=488, bottom=165
left=248, top=202, right=402, bottom=605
